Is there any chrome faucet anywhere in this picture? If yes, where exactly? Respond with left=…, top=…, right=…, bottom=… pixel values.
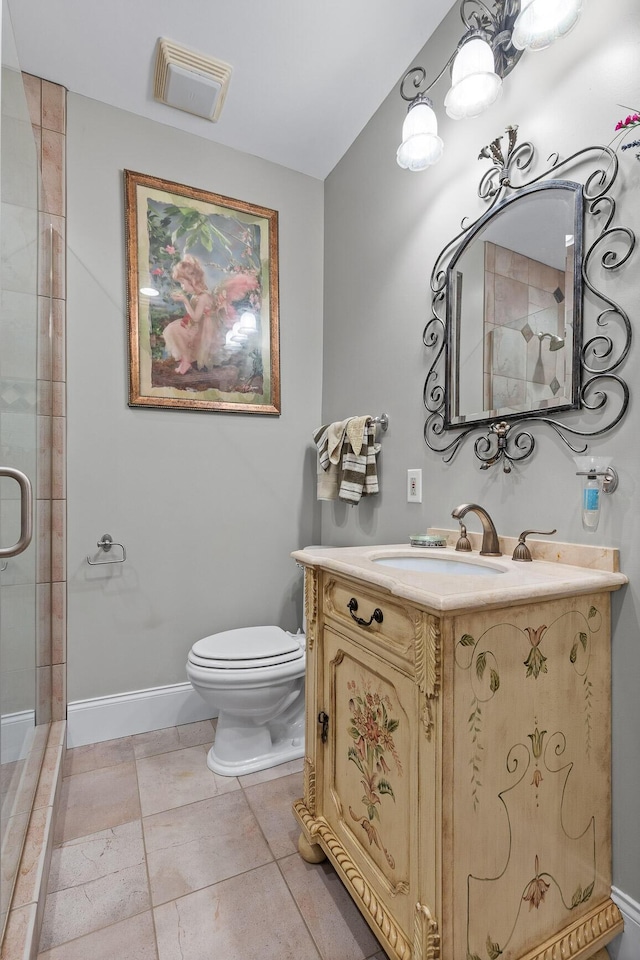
left=451, top=503, right=502, bottom=556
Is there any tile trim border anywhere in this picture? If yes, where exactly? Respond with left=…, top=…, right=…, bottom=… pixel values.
left=1, top=721, right=65, bottom=960
left=67, top=682, right=217, bottom=748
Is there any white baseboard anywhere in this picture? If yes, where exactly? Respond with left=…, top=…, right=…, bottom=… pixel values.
left=608, top=887, right=640, bottom=960
left=67, top=682, right=217, bottom=748
left=1, top=710, right=35, bottom=763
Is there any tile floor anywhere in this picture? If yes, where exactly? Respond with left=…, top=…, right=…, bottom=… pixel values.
left=36, top=720, right=390, bottom=960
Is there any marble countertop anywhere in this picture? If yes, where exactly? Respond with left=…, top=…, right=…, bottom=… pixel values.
left=292, top=539, right=627, bottom=614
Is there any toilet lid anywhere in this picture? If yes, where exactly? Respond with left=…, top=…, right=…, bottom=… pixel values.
left=190, top=625, right=304, bottom=669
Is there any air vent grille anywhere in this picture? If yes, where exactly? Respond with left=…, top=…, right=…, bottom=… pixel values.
left=153, top=38, right=232, bottom=122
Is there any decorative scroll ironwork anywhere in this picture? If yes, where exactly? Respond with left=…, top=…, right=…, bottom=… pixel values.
left=424, top=125, right=635, bottom=473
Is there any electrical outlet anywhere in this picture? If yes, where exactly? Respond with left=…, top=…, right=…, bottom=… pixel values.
left=407, top=469, right=422, bottom=503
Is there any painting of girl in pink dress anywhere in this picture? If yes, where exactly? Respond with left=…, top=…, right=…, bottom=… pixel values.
left=126, top=170, right=280, bottom=414
left=162, top=255, right=262, bottom=378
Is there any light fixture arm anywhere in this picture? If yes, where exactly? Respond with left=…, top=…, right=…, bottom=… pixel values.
left=400, top=61, right=455, bottom=104
left=461, top=0, right=520, bottom=31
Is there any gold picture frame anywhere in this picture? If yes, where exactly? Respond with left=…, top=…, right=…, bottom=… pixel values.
left=125, top=170, right=280, bottom=414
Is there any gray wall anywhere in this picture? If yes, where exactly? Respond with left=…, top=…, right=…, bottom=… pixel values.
left=322, top=1, right=640, bottom=903
left=66, top=97, right=324, bottom=701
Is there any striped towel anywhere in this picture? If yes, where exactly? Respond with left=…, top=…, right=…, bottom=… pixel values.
left=339, top=422, right=381, bottom=504
left=313, top=419, right=381, bottom=503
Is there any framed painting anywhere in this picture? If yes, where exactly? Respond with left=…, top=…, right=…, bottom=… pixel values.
left=125, top=170, right=280, bottom=414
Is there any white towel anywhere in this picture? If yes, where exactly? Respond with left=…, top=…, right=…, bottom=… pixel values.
left=327, top=419, right=351, bottom=464
left=313, top=422, right=341, bottom=500
left=345, top=416, right=369, bottom=456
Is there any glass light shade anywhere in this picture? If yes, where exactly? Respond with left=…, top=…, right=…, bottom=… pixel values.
left=512, top=0, right=583, bottom=52
left=444, top=36, right=502, bottom=120
left=396, top=99, right=444, bottom=171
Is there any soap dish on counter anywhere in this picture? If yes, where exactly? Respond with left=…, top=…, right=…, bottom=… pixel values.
left=409, top=534, right=446, bottom=548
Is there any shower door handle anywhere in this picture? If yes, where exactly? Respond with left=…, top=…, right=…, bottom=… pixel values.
left=0, top=467, right=33, bottom=558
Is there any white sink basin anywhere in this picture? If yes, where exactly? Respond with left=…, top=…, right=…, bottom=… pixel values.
left=372, top=555, right=504, bottom=576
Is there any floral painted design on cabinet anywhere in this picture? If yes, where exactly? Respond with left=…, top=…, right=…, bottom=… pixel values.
left=453, top=600, right=607, bottom=960
left=346, top=679, right=402, bottom=869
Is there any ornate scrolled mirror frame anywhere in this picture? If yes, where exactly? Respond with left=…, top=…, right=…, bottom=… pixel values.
left=423, top=126, right=635, bottom=472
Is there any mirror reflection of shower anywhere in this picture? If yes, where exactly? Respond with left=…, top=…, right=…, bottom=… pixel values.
left=537, top=331, right=565, bottom=351
left=532, top=327, right=565, bottom=384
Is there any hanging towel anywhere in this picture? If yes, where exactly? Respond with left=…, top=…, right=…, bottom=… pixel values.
left=327, top=419, right=351, bottom=464
left=313, top=420, right=348, bottom=500
left=345, top=415, right=369, bottom=456
left=339, top=421, right=381, bottom=504
left=314, top=418, right=381, bottom=503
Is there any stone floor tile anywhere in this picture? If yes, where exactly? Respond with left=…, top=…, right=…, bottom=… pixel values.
left=144, top=790, right=272, bottom=905
left=54, top=762, right=140, bottom=843
left=38, top=862, right=150, bottom=952
left=239, top=755, right=304, bottom=788
left=132, top=721, right=215, bottom=760
left=154, top=863, right=320, bottom=960
left=37, top=910, right=158, bottom=960
left=279, top=853, right=381, bottom=960
left=63, top=735, right=134, bottom=777
left=47, top=820, right=144, bottom=894
left=136, top=743, right=238, bottom=817
left=243, top=771, right=304, bottom=859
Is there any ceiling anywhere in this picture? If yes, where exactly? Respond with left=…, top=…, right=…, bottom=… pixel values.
left=8, top=0, right=454, bottom=180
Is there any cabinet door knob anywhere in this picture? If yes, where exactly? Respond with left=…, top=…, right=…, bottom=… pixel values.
left=347, top=597, right=384, bottom=628
left=318, top=711, right=329, bottom=743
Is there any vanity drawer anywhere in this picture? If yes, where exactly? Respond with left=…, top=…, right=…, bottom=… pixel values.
left=322, top=575, right=419, bottom=663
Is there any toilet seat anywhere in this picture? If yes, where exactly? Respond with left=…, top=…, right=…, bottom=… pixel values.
left=189, top=625, right=304, bottom=670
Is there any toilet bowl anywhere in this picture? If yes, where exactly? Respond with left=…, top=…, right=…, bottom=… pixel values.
left=186, top=624, right=305, bottom=776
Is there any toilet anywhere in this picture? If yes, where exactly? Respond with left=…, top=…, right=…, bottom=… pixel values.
left=186, top=624, right=305, bottom=776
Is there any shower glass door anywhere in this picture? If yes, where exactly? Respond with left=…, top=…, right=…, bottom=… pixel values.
left=0, top=0, right=46, bottom=938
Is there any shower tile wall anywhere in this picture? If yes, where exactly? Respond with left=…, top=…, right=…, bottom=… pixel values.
left=22, top=73, right=67, bottom=724
left=483, top=240, right=566, bottom=412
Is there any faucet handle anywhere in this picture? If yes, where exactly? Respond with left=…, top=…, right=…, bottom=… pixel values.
left=455, top=522, right=472, bottom=552
left=512, top=529, right=557, bottom=562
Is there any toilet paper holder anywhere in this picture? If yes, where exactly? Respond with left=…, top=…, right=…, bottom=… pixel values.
left=86, top=534, right=127, bottom=565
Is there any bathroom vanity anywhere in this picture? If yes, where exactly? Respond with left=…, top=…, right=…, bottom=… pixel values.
left=292, top=537, right=626, bottom=960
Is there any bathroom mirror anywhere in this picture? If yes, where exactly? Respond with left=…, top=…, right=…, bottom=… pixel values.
left=424, top=126, right=635, bottom=472
left=447, top=181, right=582, bottom=426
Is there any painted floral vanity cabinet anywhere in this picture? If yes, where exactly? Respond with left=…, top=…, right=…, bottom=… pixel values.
left=292, top=543, right=626, bottom=960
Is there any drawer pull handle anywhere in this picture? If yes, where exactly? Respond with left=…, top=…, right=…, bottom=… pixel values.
left=347, top=597, right=384, bottom=628
left=318, top=711, right=329, bottom=743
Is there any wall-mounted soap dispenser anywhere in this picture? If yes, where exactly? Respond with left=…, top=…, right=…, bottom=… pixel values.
left=573, top=456, right=618, bottom=532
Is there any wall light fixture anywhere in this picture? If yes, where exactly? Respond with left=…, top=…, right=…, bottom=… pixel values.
left=397, top=0, right=582, bottom=171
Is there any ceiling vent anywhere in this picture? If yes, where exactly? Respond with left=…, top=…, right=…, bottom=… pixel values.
left=153, top=38, right=232, bottom=122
